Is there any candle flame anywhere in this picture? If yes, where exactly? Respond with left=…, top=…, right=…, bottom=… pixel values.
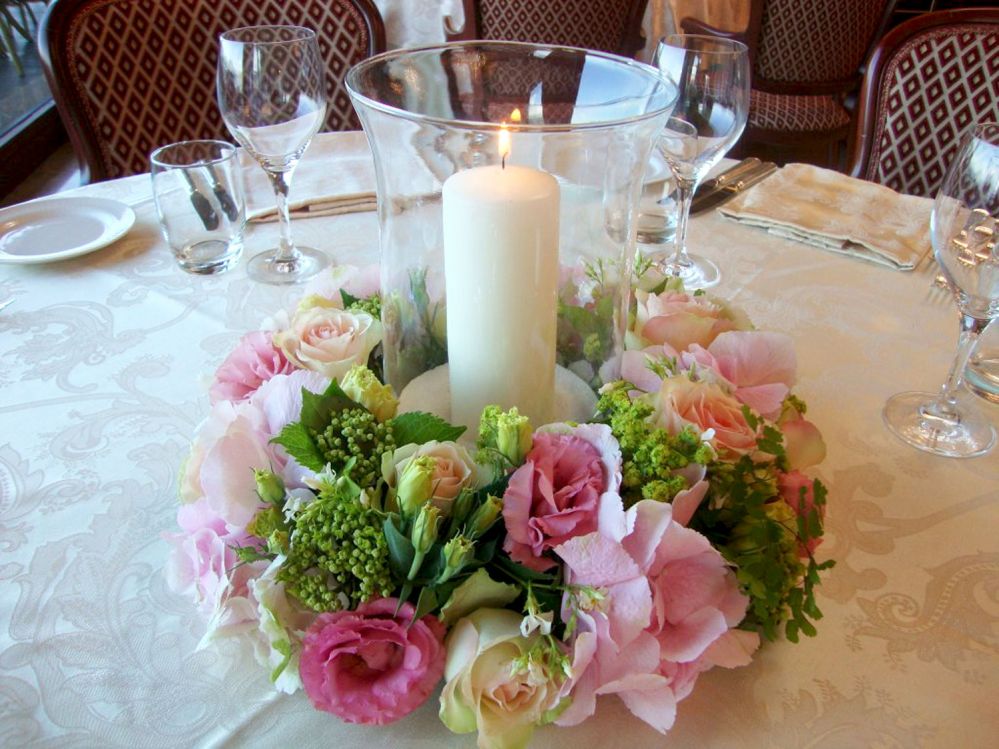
left=499, top=109, right=521, bottom=169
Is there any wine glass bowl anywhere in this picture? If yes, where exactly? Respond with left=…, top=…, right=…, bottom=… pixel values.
left=651, top=34, right=750, bottom=289
left=217, top=25, right=329, bottom=284
left=883, top=121, right=999, bottom=458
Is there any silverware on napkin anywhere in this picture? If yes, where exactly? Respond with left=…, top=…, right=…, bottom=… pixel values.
left=691, top=159, right=778, bottom=215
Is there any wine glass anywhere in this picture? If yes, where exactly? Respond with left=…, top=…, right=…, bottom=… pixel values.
left=217, top=26, right=329, bottom=284
left=652, top=34, right=750, bottom=288
left=883, top=121, right=999, bottom=458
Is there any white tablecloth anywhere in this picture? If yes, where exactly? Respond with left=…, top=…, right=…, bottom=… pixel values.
left=1, top=132, right=997, bottom=748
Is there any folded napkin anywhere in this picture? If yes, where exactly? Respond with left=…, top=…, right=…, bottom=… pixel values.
left=241, top=131, right=378, bottom=220
left=718, top=163, right=933, bottom=270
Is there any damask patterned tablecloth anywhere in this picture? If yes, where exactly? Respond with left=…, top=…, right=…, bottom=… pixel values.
left=1, top=133, right=997, bottom=748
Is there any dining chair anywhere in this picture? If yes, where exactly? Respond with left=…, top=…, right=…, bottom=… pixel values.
left=849, top=8, right=999, bottom=198
left=443, top=0, right=649, bottom=58
left=681, top=0, right=893, bottom=168
left=38, top=0, right=386, bottom=183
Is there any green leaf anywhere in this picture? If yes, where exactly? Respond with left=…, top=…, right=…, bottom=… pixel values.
left=391, top=411, right=466, bottom=446
left=413, top=586, right=439, bottom=621
left=383, top=517, right=415, bottom=580
left=340, top=289, right=361, bottom=308
left=272, top=422, right=326, bottom=472
left=300, top=381, right=361, bottom=432
left=492, top=555, right=558, bottom=585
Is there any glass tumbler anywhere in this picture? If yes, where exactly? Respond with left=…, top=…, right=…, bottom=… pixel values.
left=151, top=140, right=246, bottom=274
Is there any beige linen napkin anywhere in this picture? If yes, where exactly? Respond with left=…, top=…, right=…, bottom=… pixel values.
left=242, top=131, right=378, bottom=221
left=718, top=163, right=933, bottom=270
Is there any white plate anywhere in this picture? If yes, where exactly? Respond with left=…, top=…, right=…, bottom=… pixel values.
left=0, top=196, right=135, bottom=264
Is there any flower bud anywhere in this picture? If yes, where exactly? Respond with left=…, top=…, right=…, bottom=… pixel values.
left=296, top=293, right=338, bottom=313
left=340, top=364, right=398, bottom=422
left=449, top=487, right=476, bottom=531
left=253, top=469, right=286, bottom=507
left=478, top=406, right=532, bottom=466
left=396, top=455, right=436, bottom=518
left=438, top=535, right=475, bottom=583
left=467, top=494, right=502, bottom=539
left=410, top=503, right=442, bottom=554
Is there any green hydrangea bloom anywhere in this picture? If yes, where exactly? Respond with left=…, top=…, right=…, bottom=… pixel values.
left=280, top=479, right=393, bottom=612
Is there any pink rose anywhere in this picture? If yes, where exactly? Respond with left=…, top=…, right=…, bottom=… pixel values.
left=273, top=306, right=380, bottom=381
left=210, top=330, right=296, bottom=404
left=778, top=470, right=824, bottom=556
left=300, top=598, right=446, bottom=725
left=632, top=289, right=747, bottom=352
left=502, top=423, right=622, bottom=572
left=652, top=378, right=757, bottom=456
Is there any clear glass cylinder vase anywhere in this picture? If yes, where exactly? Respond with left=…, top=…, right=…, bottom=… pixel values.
left=347, top=42, right=675, bottom=432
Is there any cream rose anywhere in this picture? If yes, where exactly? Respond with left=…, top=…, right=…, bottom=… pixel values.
left=383, top=441, right=481, bottom=516
left=272, top=307, right=380, bottom=381
left=440, top=609, right=562, bottom=749
left=631, top=288, right=749, bottom=352
left=652, top=377, right=757, bottom=456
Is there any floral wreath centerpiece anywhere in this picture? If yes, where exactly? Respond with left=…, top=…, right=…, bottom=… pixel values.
left=167, top=261, right=831, bottom=748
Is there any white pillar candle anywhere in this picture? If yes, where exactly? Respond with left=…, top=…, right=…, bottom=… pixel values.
left=443, top=163, right=560, bottom=433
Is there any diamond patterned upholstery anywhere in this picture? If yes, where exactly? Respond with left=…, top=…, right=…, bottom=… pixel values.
left=445, top=0, right=648, bottom=58
left=755, top=0, right=888, bottom=86
left=851, top=10, right=999, bottom=198
left=748, top=90, right=851, bottom=133
left=39, top=0, right=385, bottom=182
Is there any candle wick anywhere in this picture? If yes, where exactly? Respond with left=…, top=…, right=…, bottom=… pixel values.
left=502, top=153, right=506, bottom=169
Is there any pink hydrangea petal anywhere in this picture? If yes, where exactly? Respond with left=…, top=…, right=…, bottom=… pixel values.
left=670, top=480, right=709, bottom=527
left=606, top=577, right=653, bottom=650
left=621, top=500, right=673, bottom=573
left=658, top=606, right=728, bottom=663
left=708, top=331, right=796, bottom=388
left=556, top=533, right=641, bottom=588
left=616, top=679, right=678, bottom=734
left=700, top=629, right=760, bottom=668
left=734, top=382, right=790, bottom=419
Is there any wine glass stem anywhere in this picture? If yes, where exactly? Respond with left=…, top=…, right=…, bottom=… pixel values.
left=927, top=314, right=988, bottom=420
left=670, top=177, right=695, bottom=270
left=267, top=168, right=299, bottom=263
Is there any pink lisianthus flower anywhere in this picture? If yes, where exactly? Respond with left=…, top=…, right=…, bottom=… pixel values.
left=300, top=598, right=446, bottom=725
left=209, top=330, right=296, bottom=405
left=554, top=500, right=750, bottom=734
left=652, top=377, right=758, bottom=457
left=502, top=423, right=623, bottom=572
left=778, top=470, right=825, bottom=556
left=631, top=288, right=749, bottom=352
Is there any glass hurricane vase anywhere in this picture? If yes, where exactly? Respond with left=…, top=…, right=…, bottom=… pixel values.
left=347, top=42, right=676, bottom=432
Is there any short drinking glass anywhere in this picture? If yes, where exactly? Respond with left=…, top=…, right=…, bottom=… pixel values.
left=150, top=140, right=245, bottom=274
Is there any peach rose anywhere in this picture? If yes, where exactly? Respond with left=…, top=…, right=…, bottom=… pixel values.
left=631, top=289, right=748, bottom=353
left=273, top=306, right=380, bottom=381
left=651, top=378, right=757, bottom=456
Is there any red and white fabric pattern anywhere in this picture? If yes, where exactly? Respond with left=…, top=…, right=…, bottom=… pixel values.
left=61, top=0, right=377, bottom=179
left=748, top=90, right=850, bottom=133
left=861, top=24, right=999, bottom=198
left=478, top=0, right=636, bottom=54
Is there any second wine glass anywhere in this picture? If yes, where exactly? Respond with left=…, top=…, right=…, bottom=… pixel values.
left=217, top=25, right=329, bottom=284
left=652, top=34, right=750, bottom=289
left=883, top=121, right=999, bottom=458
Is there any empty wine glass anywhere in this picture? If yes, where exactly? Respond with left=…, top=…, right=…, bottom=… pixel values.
left=652, top=34, right=750, bottom=288
left=883, top=121, right=999, bottom=458
left=217, top=25, right=329, bottom=284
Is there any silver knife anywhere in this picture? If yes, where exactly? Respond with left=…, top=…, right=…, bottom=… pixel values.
left=691, top=161, right=778, bottom=215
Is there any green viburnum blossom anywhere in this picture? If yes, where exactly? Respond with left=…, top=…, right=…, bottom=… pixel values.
left=312, top=405, right=395, bottom=487
left=279, top=476, right=393, bottom=612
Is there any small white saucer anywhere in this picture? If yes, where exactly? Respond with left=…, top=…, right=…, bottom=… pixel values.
left=0, top=196, right=135, bottom=264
